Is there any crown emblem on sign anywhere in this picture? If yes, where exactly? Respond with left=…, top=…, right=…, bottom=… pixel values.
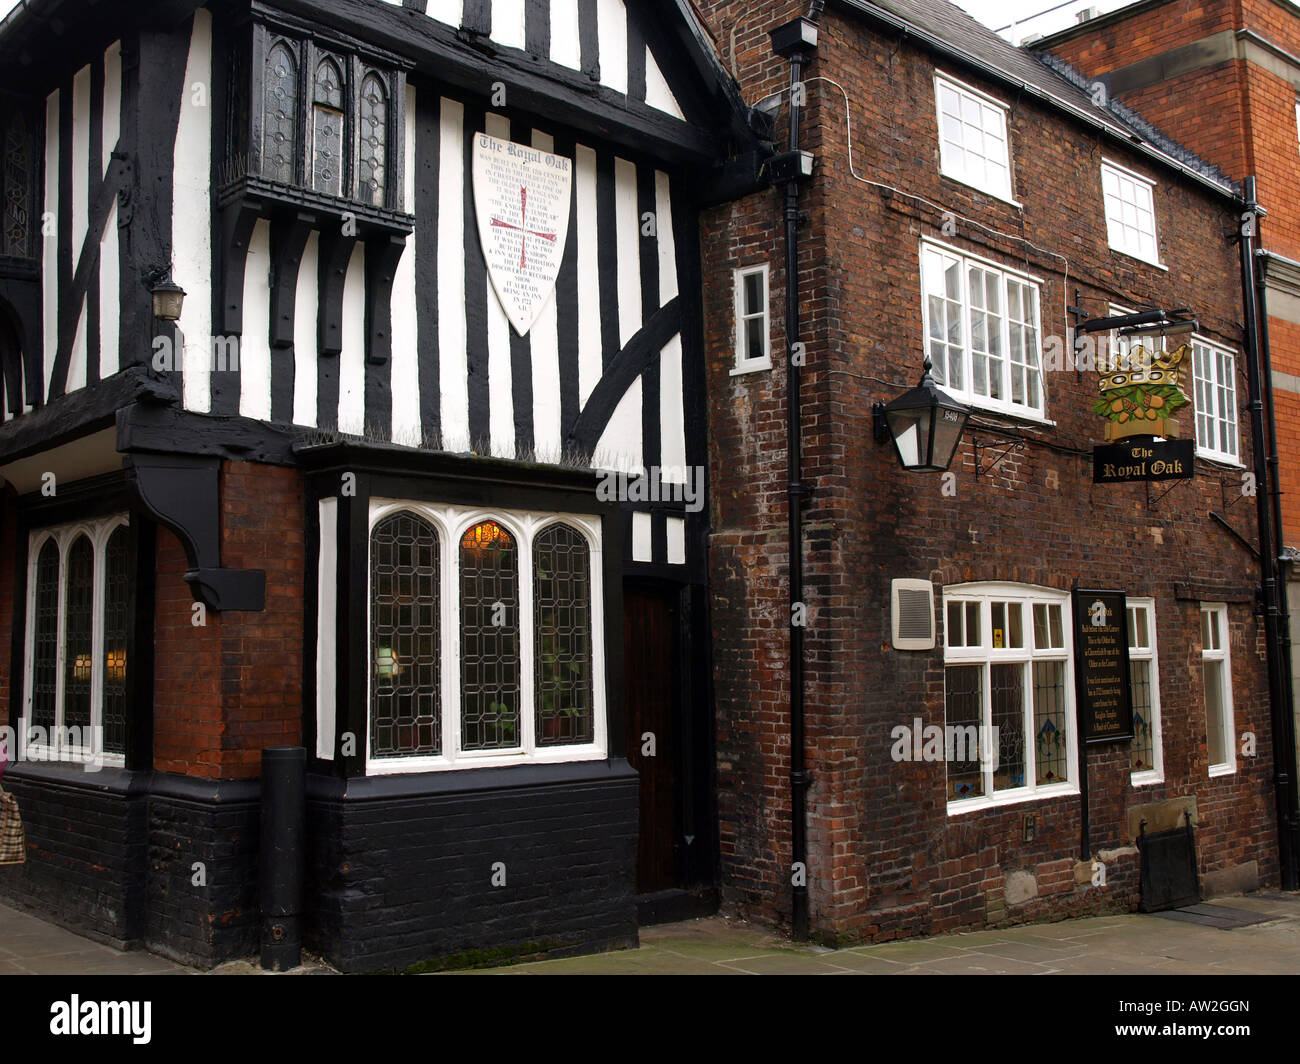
left=1093, top=343, right=1191, bottom=441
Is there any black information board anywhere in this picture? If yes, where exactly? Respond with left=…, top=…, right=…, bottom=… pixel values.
left=1071, top=588, right=1133, bottom=743
left=1093, top=438, right=1194, bottom=483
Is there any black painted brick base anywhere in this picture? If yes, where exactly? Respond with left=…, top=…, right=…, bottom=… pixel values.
left=304, top=764, right=640, bottom=972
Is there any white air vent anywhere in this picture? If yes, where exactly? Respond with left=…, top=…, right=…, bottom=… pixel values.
left=892, top=579, right=936, bottom=651
left=1076, top=6, right=1100, bottom=23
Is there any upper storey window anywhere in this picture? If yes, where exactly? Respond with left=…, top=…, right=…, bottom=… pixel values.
left=1101, top=160, right=1162, bottom=267
left=934, top=72, right=1014, bottom=203
left=224, top=20, right=407, bottom=217
left=0, top=94, right=40, bottom=273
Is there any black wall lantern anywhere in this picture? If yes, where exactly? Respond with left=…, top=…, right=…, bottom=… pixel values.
left=874, top=359, right=971, bottom=473
left=151, top=278, right=186, bottom=322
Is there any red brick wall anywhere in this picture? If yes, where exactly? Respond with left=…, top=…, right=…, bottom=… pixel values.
left=153, top=461, right=304, bottom=779
left=698, top=3, right=1276, bottom=943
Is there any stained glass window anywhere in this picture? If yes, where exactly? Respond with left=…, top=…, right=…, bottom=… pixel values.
left=370, top=512, right=440, bottom=758
left=62, top=535, right=94, bottom=734
left=990, top=663, right=1025, bottom=791
left=263, top=42, right=298, bottom=185
left=31, top=539, right=59, bottom=732
left=312, top=57, right=345, bottom=197
left=103, top=527, right=130, bottom=756
left=534, top=525, right=593, bottom=747
left=460, top=521, right=520, bottom=751
left=358, top=72, right=387, bottom=208
left=1033, top=661, right=1067, bottom=784
left=945, top=664, right=983, bottom=800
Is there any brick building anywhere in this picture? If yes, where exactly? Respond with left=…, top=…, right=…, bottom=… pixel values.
left=695, top=0, right=1292, bottom=942
left=1033, top=0, right=1300, bottom=896
left=0, top=0, right=1291, bottom=971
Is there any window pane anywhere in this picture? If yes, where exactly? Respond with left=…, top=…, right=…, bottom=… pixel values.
left=371, top=512, right=441, bottom=758
left=1204, top=659, right=1226, bottom=765
left=358, top=72, right=388, bottom=207
left=534, top=525, right=594, bottom=747
left=945, top=664, right=983, bottom=800
left=103, top=527, right=130, bottom=756
left=991, top=663, right=1026, bottom=791
left=312, top=59, right=345, bottom=197
left=263, top=42, right=298, bottom=185
left=460, top=521, right=520, bottom=750
left=31, top=539, right=59, bottom=732
left=1006, top=602, right=1023, bottom=648
left=965, top=601, right=980, bottom=645
left=63, top=536, right=94, bottom=735
left=744, top=271, right=764, bottom=316
left=1131, top=659, right=1155, bottom=772
left=990, top=602, right=1004, bottom=647
left=745, top=317, right=765, bottom=362
left=946, top=600, right=962, bottom=646
left=1033, top=660, right=1067, bottom=784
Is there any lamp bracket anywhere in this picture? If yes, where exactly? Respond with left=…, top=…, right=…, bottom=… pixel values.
left=972, top=435, right=1026, bottom=480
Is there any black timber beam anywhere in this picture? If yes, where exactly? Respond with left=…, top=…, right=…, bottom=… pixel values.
left=0, top=367, right=175, bottom=464
left=116, top=401, right=303, bottom=466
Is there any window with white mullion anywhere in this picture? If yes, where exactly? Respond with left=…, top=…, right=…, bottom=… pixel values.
left=1191, top=337, right=1239, bottom=463
left=945, top=586, right=1074, bottom=812
left=966, top=264, right=1004, bottom=402
left=924, top=247, right=965, bottom=392
left=935, top=73, right=1013, bottom=201
left=1201, top=603, right=1235, bottom=776
left=1128, top=599, right=1163, bottom=783
left=1102, top=160, right=1161, bottom=266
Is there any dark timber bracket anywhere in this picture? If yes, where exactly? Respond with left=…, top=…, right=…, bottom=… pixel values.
left=269, top=211, right=317, bottom=348
left=364, top=234, right=408, bottom=365
left=317, top=229, right=358, bottom=358
left=124, top=452, right=266, bottom=611
left=218, top=198, right=263, bottom=335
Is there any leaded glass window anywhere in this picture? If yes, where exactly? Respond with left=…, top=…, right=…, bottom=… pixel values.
left=534, top=524, right=593, bottom=747
left=24, top=518, right=133, bottom=762
left=62, top=536, right=94, bottom=734
left=460, top=521, right=520, bottom=751
left=358, top=72, right=388, bottom=208
left=312, top=57, right=345, bottom=197
left=370, top=512, right=440, bottom=758
left=263, top=42, right=299, bottom=185
left=1202, top=604, right=1234, bottom=774
left=31, top=539, right=59, bottom=732
left=944, top=587, right=1074, bottom=809
left=103, top=527, right=130, bottom=756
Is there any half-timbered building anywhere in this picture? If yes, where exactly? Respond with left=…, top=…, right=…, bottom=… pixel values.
left=0, top=0, right=754, bottom=970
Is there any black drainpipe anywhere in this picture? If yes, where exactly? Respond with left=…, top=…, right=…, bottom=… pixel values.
left=1241, top=177, right=1300, bottom=889
left=775, top=0, right=824, bottom=943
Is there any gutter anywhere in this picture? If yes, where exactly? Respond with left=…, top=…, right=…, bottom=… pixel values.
left=830, top=0, right=1242, bottom=204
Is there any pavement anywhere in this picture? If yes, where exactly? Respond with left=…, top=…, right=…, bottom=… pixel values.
left=1, top=893, right=1298, bottom=975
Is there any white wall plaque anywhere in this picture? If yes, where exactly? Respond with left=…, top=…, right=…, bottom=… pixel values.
left=472, top=133, right=573, bottom=336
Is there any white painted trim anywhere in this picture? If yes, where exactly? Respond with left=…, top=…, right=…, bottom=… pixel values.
left=614, top=156, right=641, bottom=347
left=438, top=97, right=470, bottom=451
left=942, top=583, right=1079, bottom=815
left=732, top=263, right=772, bottom=375
left=364, top=500, right=609, bottom=774
left=293, top=232, right=320, bottom=428
left=1100, top=157, right=1166, bottom=269
left=529, top=134, right=562, bottom=461
left=933, top=70, right=1015, bottom=204
left=655, top=170, right=678, bottom=303
left=645, top=49, right=686, bottom=119
left=43, top=88, right=59, bottom=399
left=1201, top=602, right=1236, bottom=776
left=1127, top=597, right=1164, bottom=787
left=1190, top=335, right=1242, bottom=465
left=491, top=0, right=527, bottom=51
left=316, top=499, right=338, bottom=760
left=659, top=335, right=686, bottom=477
left=631, top=512, right=652, bottom=562
left=666, top=517, right=686, bottom=566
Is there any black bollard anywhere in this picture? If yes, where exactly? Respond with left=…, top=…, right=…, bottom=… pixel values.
left=259, top=746, right=305, bottom=971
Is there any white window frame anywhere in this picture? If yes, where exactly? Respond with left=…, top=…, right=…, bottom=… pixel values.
left=920, top=238, right=1048, bottom=420
left=933, top=71, right=1017, bottom=204
left=1191, top=335, right=1241, bottom=465
left=1127, top=598, right=1164, bottom=786
left=943, top=583, right=1078, bottom=814
left=1201, top=602, right=1236, bottom=777
left=731, top=263, right=772, bottom=375
left=21, top=514, right=130, bottom=768
left=1101, top=158, right=1164, bottom=268
left=365, top=500, right=608, bottom=775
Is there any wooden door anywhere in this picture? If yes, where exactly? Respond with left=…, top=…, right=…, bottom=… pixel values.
left=623, top=584, right=679, bottom=894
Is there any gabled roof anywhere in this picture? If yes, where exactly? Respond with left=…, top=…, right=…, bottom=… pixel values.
left=831, top=0, right=1239, bottom=198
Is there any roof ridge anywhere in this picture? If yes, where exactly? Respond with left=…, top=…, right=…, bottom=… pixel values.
left=1031, top=49, right=1240, bottom=194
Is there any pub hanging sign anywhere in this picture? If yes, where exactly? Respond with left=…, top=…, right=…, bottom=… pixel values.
left=1091, top=337, right=1195, bottom=483
left=1071, top=589, right=1133, bottom=744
